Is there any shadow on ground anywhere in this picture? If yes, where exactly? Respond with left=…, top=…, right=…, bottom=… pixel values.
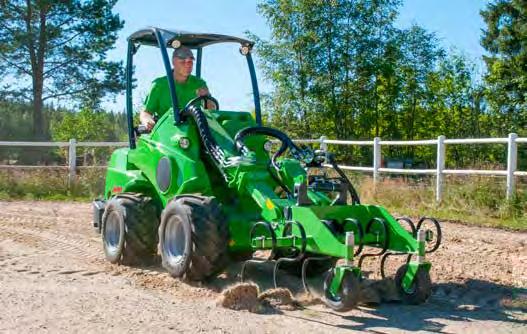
left=207, top=260, right=526, bottom=332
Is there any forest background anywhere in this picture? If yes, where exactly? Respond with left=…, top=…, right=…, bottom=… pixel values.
left=0, top=0, right=525, bottom=228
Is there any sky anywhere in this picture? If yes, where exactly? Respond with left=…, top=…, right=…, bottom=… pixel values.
left=104, top=0, right=489, bottom=113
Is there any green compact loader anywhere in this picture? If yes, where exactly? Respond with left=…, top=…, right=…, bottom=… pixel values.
left=92, top=28, right=441, bottom=312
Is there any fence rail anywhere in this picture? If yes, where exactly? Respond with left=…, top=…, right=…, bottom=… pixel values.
left=295, top=133, right=526, bottom=202
left=1, top=133, right=525, bottom=202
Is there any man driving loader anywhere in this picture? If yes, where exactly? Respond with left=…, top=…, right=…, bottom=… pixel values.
left=140, top=45, right=217, bottom=130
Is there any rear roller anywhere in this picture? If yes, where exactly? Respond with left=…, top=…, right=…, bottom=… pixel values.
left=323, top=269, right=360, bottom=312
left=394, top=264, right=432, bottom=304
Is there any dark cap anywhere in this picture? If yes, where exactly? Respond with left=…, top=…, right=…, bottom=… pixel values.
left=172, top=46, right=195, bottom=60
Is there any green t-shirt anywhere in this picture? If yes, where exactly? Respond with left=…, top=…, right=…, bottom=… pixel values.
left=144, top=74, right=208, bottom=117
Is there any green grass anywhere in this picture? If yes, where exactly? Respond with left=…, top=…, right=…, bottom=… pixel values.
left=1, top=169, right=526, bottom=231
left=354, top=174, right=527, bottom=231
left=0, top=169, right=105, bottom=202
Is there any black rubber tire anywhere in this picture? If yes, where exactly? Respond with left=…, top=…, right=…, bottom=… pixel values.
left=323, top=270, right=360, bottom=312
left=101, top=193, right=159, bottom=265
left=159, top=195, right=229, bottom=281
left=394, top=264, right=432, bottom=304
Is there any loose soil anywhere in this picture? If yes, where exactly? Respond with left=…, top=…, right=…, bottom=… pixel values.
left=0, top=201, right=525, bottom=333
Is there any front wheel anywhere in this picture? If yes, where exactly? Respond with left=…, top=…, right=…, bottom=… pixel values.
left=323, top=269, right=360, bottom=312
left=394, top=264, right=432, bottom=304
left=158, top=196, right=229, bottom=281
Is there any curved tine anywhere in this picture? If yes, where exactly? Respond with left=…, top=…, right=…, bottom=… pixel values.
left=240, top=260, right=249, bottom=282
left=282, top=221, right=307, bottom=261
left=273, top=258, right=289, bottom=288
left=380, top=252, right=415, bottom=278
left=241, top=258, right=273, bottom=282
left=358, top=218, right=390, bottom=269
left=396, top=217, right=416, bottom=237
left=273, top=259, right=280, bottom=288
left=357, top=254, right=368, bottom=269
left=301, top=256, right=332, bottom=295
left=301, top=259, right=311, bottom=295
left=416, top=217, right=442, bottom=253
left=380, top=252, right=392, bottom=279
left=344, top=218, right=364, bottom=256
left=365, top=218, right=390, bottom=255
left=250, top=221, right=277, bottom=260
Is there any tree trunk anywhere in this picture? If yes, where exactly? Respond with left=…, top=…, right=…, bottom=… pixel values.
left=33, top=71, right=46, bottom=140
left=25, top=0, right=48, bottom=140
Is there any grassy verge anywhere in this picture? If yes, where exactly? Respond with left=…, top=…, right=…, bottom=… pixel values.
left=353, top=174, right=527, bottom=231
left=0, top=169, right=105, bottom=202
left=1, top=169, right=525, bottom=231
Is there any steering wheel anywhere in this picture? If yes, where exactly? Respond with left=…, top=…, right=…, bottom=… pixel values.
left=183, top=95, right=220, bottom=111
left=234, top=126, right=313, bottom=170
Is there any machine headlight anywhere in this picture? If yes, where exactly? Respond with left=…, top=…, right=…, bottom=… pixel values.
left=171, top=39, right=181, bottom=48
left=263, top=140, right=273, bottom=152
left=239, top=45, right=251, bottom=56
left=179, top=137, right=190, bottom=149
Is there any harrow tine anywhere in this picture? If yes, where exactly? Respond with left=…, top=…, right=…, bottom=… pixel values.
left=241, top=258, right=273, bottom=282
left=358, top=218, right=389, bottom=269
left=273, top=221, right=307, bottom=289
left=416, top=217, right=442, bottom=253
left=249, top=221, right=278, bottom=260
left=301, top=256, right=332, bottom=295
left=273, top=257, right=300, bottom=288
left=241, top=221, right=279, bottom=282
left=379, top=252, right=413, bottom=279
left=396, top=217, right=417, bottom=237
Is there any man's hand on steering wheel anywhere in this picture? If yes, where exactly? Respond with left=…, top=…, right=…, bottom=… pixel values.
left=196, top=88, right=218, bottom=110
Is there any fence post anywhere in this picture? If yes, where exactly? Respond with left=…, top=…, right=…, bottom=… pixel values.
left=506, top=133, right=518, bottom=200
left=68, top=138, right=77, bottom=186
left=373, top=137, right=381, bottom=185
left=436, top=135, right=446, bottom=203
left=319, top=135, right=328, bottom=152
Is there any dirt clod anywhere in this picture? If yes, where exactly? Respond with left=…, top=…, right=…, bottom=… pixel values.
left=258, top=288, right=300, bottom=310
left=217, top=283, right=261, bottom=312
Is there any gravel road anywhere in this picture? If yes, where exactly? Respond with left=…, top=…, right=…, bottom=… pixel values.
left=0, top=201, right=525, bottom=333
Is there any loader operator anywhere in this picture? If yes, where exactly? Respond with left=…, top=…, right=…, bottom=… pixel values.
left=140, top=46, right=216, bottom=131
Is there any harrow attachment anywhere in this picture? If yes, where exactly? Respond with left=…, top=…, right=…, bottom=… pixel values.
left=240, top=215, right=442, bottom=312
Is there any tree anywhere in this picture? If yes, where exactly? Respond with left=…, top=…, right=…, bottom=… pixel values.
left=254, top=0, right=402, bottom=140
left=51, top=107, right=126, bottom=164
left=0, top=0, right=124, bottom=140
left=481, top=0, right=527, bottom=136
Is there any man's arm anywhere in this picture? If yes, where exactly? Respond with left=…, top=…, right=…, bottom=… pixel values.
left=141, top=79, right=161, bottom=130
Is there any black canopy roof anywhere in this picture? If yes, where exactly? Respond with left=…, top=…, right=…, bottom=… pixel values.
left=128, top=27, right=254, bottom=49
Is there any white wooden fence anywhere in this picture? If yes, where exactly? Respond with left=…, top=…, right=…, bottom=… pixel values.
left=295, top=133, right=526, bottom=202
left=0, top=133, right=525, bottom=202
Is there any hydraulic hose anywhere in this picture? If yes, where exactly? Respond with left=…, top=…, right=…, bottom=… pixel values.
left=326, top=153, right=361, bottom=205
left=182, top=105, right=227, bottom=174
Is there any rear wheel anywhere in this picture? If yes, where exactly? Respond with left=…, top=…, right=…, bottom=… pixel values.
left=323, top=270, right=360, bottom=312
left=159, top=195, right=229, bottom=281
left=101, top=193, right=159, bottom=265
left=394, top=264, right=432, bottom=304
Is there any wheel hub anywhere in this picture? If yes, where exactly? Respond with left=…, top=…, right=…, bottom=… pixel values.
left=104, top=211, right=121, bottom=252
left=164, top=215, right=186, bottom=266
